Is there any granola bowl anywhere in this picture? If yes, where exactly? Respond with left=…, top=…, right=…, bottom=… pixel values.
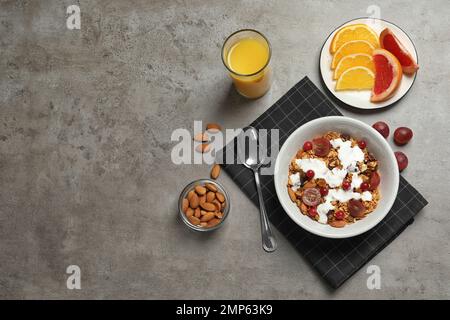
left=274, top=116, right=399, bottom=238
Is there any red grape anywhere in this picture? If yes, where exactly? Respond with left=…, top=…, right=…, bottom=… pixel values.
left=360, top=182, right=369, bottom=191
left=312, top=137, right=331, bottom=157
left=372, top=121, right=390, bottom=138
left=394, top=151, right=408, bottom=171
left=348, top=199, right=366, bottom=218
left=394, top=127, right=413, bottom=145
left=319, top=187, right=329, bottom=196
left=308, top=207, right=318, bottom=218
left=334, top=210, right=345, bottom=220
left=342, top=180, right=351, bottom=191
left=369, top=172, right=381, bottom=190
left=303, top=141, right=313, bottom=151
left=306, top=170, right=315, bottom=179
left=302, top=188, right=321, bottom=207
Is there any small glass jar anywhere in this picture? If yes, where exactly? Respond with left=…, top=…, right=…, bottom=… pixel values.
left=178, top=179, right=231, bottom=232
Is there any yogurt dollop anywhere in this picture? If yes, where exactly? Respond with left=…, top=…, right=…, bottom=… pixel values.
left=330, top=138, right=365, bottom=169
left=350, top=173, right=363, bottom=190
left=316, top=189, right=373, bottom=224
left=295, top=158, right=347, bottom=188
left=316, top=201, right=335, bottom=223
left=289, top=172, right=302, bottom=191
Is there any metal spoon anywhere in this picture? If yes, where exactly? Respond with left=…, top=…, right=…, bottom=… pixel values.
left=238, top=126, right=277, bottom=252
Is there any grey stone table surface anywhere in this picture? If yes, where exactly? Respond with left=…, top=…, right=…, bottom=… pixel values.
left=0, top=0, right=449, bottom=299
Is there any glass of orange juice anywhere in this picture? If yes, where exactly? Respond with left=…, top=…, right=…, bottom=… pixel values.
left=222, top=29, right=272, bottom=99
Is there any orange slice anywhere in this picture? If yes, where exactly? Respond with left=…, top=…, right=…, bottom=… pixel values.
left=333, top=53, right=374, bottom=80
left=335, top=66, right=375, bottom=91
left=330, top=24, right=379, bottom=54
left=371, top=49, right=403, bottom=102
left=379, top=28, right=419, bottom=75
left=331, top=40, right=375, bottom=69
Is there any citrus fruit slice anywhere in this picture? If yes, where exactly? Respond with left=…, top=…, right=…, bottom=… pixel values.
left=379, top=28, right=419, bottom=75
left=333, top=53, right=374, bottom=80
left=331, top=40, right=375, bottom=69
left=330, top=24, right=379, bottom=54
left=335, top=66, right=374, bottom=91
left=371, top=48, right=403, bottom=102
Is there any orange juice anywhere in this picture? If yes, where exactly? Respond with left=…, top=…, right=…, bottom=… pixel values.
left=227, top=38, right=269, bottom=75
left=222, top=30, right=272, bottom=99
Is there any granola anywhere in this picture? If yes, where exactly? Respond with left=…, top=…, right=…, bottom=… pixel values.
left=287, top=131, right=381, bottom=228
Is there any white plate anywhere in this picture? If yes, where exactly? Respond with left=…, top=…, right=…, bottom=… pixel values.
left=274, top=116, right=399, bottom=238
left=319, top=18, right=418, bottom=109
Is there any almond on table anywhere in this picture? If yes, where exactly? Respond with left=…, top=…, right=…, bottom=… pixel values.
left=194, top=132, right=209, bottom=142
left=206, top=123, right=222, bottom=132
left=210, top=164, right=221, bottom=179
left=195, top=143, right=211, bottom=153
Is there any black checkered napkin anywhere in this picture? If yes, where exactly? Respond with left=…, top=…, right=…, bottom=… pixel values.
left=220, top=77, right=428, bottom=288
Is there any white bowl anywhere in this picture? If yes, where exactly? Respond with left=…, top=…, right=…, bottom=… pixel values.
left=274, top=116, right=399, bottom=238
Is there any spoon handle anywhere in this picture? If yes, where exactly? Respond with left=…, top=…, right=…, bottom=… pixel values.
left=253, top=170, right=277, bottom=252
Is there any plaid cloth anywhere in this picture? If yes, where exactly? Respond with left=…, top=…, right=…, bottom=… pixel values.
left=220, top=77, right=428, bottom=288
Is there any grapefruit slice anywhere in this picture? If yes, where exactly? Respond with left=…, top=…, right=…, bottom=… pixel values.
left=336, top=66, right=374, bottom=91
left=333, top=53, right=374, bottom=80
left=331, top=40, right=375, bottom=69
left=330, top=24, right=379, bottom=54
left=380, top=28, right=418, bottom=75
left=371, top=49, right=403, bottom=102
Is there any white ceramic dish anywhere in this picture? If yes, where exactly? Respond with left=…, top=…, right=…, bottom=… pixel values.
left=274, top=116, right=399, bottom=238
left=319, top=17, right=418, bottom=109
